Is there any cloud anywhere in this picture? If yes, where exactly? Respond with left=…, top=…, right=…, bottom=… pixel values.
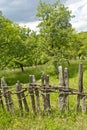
left=0, top=0, right=56, bottom=31
left=66, top=0, right=87, bottom=32
left=19, top=21, right=40, bottom=31
left=0, top=0, right=87, bottom=32
left=0, top=0, right=55, bottom=22
left=0, top=0, right=38, bottom=22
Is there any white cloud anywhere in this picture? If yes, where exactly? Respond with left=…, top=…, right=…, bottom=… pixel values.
left=0, top=0, right=87, bottom=32
left=81, top=4, right=87, bottom=19
left=66, top=0, right=87, bottom=32
left=72, top=21, right=87, bottom=29
left=19, top=21, right=40, bottom=31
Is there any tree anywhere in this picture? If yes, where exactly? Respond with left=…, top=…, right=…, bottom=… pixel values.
left=0, top=13, right=30, bottom=71
left=73, top=32, right=87, bottom=59
left=25, top=31, right=41, bottom=66
left=36, top=0, right=75, bottom=67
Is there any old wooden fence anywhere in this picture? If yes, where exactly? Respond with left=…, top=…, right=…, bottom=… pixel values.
left=0, top=63, right=87, bottom=115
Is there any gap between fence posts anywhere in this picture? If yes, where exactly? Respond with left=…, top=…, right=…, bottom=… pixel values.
left=1, top=77, right=14, bottom=114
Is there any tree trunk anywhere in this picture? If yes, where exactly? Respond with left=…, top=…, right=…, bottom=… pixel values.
left=20, top=64, right=24, bottom=72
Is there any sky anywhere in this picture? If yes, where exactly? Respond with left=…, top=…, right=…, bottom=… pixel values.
left=0, top=0, right=87, bottom=32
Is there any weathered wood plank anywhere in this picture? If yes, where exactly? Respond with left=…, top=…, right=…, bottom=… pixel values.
left=28, top=75, right=36, bottom=113
left=58, top=66, right=65, bottom=111
left=64, top=68, right=69, bottom=111
left=41, top=72, right=46, bottom=111
left=16, top=81, right=23, bottom=116
left=45, top=75, right=51, bottom=110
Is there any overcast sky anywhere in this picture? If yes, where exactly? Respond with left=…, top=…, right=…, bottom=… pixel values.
left=0, top=0, right=87, bottom=32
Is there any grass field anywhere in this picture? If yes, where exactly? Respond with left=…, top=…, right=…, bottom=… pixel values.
left=0, top=60, right=87, bottom=130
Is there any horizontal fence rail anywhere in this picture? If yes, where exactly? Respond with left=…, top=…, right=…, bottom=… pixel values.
left=0, top=62, right=87, bottom=116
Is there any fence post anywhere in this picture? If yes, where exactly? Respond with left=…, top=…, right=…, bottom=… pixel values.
left=76, top=63, right=82, bottom=112
left=76, top=63, right=86, bottom=113
left=0, top=80, right=4, bottom=109
left=45, top=75, right=51, bottom=111
left=34, top=75, right=40, bottom=113
left=58, top=66, right=65, bottom=111
left=41, top=72, right=46, bottom=111
left=22, top=90, right=29, bottom=113
left=16, top=81, right=23, bottom=116
left=1, top=77, right=14, bottom=113
left=21, top=85, right=29, bottom=113
left=64, top=68, right=69, bottom=111
left=82, top=96, right=86, bottom=113
left=16, top=81, right=29, bottom=114
left=28, top=75, right=36, bottom=113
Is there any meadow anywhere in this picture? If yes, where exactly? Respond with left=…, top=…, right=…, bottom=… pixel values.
left=0, top=60, right=87, bottom=130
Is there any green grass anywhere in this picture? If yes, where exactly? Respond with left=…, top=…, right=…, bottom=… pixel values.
left=1, top=108, right=87, bottom=130
left=0, top=63, right=56, bottom=86
left=1, top=60, right=87, bottom=130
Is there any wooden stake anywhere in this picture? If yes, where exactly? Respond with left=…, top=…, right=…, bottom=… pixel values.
left=28, top=75, right=36, bottom=113
left=16, top=81, right=23, bottom=116
left=76, top=63, right=84, bottom=112
left=45, top=75, right=51, bottom=110
left=0, top=79, right=4, bottom=109
left=58, top=66, right=65, bottom=111
left=41, top=72, right=46, bottom=111
left=64, top=68, right=69, bottom=111
left=1, top=77, right=14, bottom=113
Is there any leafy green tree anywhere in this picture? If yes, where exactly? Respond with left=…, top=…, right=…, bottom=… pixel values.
left=0, top=13, right=30, bottom=71
left=25, top=31, right=42, bottom=66
left=73, top=32, right=87, bottom=59
left=36, top=0, right=75, bottom=67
